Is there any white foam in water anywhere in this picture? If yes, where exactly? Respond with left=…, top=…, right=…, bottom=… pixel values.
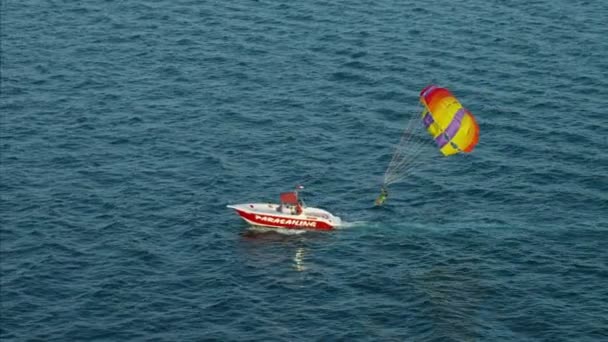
left=335, top=220, right=367, bottom=229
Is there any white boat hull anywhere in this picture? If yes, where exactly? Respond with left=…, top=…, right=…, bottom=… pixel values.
left=227, top=203, right=340, bottom=230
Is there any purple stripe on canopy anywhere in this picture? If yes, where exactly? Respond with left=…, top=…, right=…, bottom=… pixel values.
left=445, top=108, right=466, bottom=139
left=423, top=113, right=434, bottom=128
left=433, top=108, right=466, bottom=148
left=435, top=133, right=449, bottom=148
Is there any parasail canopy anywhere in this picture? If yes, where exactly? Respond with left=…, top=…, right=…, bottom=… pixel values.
left=419, top=85, right=479, bottom=156
left=381, top=84, right=480, bottom=188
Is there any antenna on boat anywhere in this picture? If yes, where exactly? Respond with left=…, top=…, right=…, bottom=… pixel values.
left=295, top=185, right=305, bottom=207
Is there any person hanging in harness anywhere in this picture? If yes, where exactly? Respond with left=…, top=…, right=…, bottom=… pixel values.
left=375, top=187, right=388, bottom=206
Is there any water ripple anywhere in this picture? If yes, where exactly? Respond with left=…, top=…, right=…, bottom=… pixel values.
left=2, top=0, right=608, bottom=340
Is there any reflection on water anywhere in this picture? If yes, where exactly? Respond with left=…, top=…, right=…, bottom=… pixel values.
left=293, top=247, right=307, bottom=272
left=239, top=227, right=318, bottom=273
left=241, top=226, right=308, bottom=236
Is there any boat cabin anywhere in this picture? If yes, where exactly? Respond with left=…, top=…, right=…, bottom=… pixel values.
left=278, top=191, right=303, bottom=215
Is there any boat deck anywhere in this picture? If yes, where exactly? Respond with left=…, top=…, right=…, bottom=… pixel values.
left=227, top=203, right=298, bottom=215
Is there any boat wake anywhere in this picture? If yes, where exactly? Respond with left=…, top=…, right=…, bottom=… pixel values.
left=335, top=220, right=367, bottom=229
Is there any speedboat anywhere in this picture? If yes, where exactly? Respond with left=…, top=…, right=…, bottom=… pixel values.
left=227, top=187, right=341, bottom=230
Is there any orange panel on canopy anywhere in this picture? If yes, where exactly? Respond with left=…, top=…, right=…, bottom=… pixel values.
left=280, top=192, right=298, bottom=204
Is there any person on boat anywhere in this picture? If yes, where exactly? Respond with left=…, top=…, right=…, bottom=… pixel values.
left=375, top=187, right=388, bottom=206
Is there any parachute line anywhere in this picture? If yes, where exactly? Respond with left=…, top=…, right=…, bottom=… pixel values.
left=382, top=107, right=432, bottom=186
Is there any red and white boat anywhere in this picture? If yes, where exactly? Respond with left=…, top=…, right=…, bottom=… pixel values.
left=227, top=188, right=341, bottom=231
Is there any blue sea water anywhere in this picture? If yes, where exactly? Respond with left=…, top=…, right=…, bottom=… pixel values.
left=1, top=0, right=607, bottom=340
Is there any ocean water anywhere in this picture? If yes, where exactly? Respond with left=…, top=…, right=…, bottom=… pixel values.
left=1, top=0, right=607, bottom=340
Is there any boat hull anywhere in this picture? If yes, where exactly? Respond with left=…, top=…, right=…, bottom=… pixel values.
left=227, top=204, right=338, bottom=230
